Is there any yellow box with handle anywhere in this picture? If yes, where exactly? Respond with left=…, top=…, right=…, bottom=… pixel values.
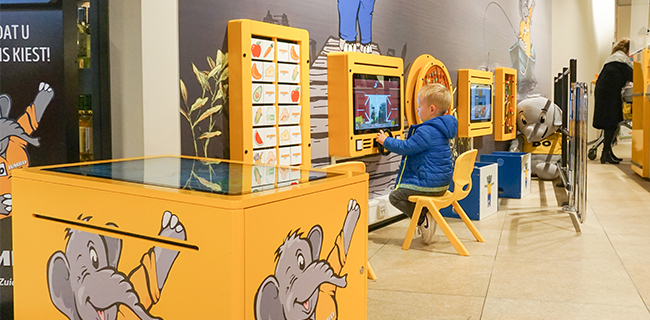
left=11, top=156, right=368, bottom=320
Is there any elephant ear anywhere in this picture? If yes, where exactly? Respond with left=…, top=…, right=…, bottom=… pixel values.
left=254, top=276, right=283, bottom=320
left=552, top=103, right=563, bottom=127
left=307, top=225, right=323, bottom=261
left=47, top=251, right=76, bottom=319
left=102, top=226, right=122, bottom=268
left=0, top=94, right=11, bottom=118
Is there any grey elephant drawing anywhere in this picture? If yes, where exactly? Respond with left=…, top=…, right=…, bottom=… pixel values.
left=254, top=199, right=361, bottom=320
left=0, top=82, right=54, bottom=217
left=47, top=210, right=187, bottom=320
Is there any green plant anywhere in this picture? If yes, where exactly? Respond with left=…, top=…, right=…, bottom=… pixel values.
left=180, top=50, right=229, bottom=157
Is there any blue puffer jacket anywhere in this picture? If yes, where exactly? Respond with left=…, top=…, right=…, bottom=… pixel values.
left=384, top=115, right=458, bottom=192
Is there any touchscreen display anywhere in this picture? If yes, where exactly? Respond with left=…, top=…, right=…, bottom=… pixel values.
left=470, top=83, right=492, bottom=123
left=352, top=74, right=401, bottom=134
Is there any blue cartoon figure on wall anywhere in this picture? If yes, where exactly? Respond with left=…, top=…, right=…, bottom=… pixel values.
left=338, top=0, right=375, bottom=53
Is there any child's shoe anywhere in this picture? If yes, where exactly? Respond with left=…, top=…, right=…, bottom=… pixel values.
left=417, top=209, right=437, bottom=244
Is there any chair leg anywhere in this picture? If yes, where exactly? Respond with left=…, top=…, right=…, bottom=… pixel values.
left=402, top=201, right=424, bottom=250
left=452, top=201, right=485, bottom=242
left=367, top=261, right=377, bottom=280
left=426, top=200, right=470, bottom=256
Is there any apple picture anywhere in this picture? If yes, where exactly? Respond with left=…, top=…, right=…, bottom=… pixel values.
left=291, top=87, right=300, bottom=102
left=251, top=41, right=261, bottom=58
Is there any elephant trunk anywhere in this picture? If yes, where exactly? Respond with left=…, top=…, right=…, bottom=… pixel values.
left=0, top=118, right=40, bottom=147
left=84, top=269, right=161, bottom=320
left=292, top=260, right=347, bottom=300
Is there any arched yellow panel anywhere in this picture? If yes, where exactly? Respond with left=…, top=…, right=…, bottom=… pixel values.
left=405, top=54, right=454, bottom=126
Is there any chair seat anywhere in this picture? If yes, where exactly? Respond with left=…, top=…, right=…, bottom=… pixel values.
left=408, top=191, right=455, bottom=209
left=401, top=149, right=485, bottom=255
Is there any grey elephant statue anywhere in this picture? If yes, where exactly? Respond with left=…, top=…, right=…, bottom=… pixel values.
left=47, top=210, right=186, bottom=320
left=0, top=82, right=54, bottom=217
left=254, top=199, right=361, bottom=320
left=510, top=95, right=563, bottom=180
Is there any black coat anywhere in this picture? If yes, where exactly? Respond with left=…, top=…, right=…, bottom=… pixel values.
left=593, top=61, right=633, bottom=129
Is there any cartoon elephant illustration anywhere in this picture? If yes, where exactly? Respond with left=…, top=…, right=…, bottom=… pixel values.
left=0, top=82, right=54, bottom=217
left=254, top=199, right=361, bottom=320
left=47, top=210, right=186, bottom=320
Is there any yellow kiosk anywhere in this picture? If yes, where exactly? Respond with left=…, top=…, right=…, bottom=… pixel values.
left=631, top=49, right=650, bottom=178
left=11, top=156, right=368, bottom=319
left=457, top=69, right=494, bottom=138
left=327, top=52, right=404, bottom=157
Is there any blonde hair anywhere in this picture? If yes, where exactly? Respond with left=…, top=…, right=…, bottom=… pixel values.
left=418, top=83, right=452, bottom=114
left=612, top=38, right=630, bottom=55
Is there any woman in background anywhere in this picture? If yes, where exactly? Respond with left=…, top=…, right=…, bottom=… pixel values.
left=593, top=38, right=633, bottom=164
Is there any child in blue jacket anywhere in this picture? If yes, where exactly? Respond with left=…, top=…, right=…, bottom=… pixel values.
left=376, top=83, right=458, bottom=244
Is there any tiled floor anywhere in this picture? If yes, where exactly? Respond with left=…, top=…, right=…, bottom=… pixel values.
left=367, top=141, right=650, bottom=319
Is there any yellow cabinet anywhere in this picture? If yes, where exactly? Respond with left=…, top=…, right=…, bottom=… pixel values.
left=12, top=156, right=368, bottom=319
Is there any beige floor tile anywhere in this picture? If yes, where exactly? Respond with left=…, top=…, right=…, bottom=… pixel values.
left=625, top=263, right=650, bottom=309
left=607, top=234, right=650, bottom=264
left=481, top=297, right=650, bottom=320
left=487, top=258, right=645, bottom=307
left=367, top=245, right=494, bottom=296
left=367, top=290, right=483, bottom=320
left=496, top=229, right=618, bottom=261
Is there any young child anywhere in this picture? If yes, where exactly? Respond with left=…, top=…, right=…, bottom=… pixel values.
left=376, top=83, right=457, bottom=244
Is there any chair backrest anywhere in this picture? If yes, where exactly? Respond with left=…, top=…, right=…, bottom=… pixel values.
left=324, top=161, right=366, bottom=176
left=451, top=149, right=478, bottom=201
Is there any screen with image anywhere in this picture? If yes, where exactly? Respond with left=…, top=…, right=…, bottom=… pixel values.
left=352, top=74, right=401, bottom=134
left=470, top=83, right=492, bottom=123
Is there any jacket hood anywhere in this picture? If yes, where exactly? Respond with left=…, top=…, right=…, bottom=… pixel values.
left=603, top=50, right=633, bottom=69
left=419, top=115, right=457, bottom=140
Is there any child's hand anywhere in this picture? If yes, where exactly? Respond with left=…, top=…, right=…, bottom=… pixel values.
left=375, top=130, right=388, bottom=145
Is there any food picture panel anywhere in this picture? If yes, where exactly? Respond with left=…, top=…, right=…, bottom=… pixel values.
left=278, top=147, right=291, bottom=166
left=252, top=83, right=264, bottom=104
left=290, top=126, right=302, bottom=145
left=278, top=63, right=300, bottom=83
left=278, top=85, right=300, bottom=104
left=290, top=146, right=302, bottom=165
left=278, top=106, right=291, bottom=125
left=288, top=106, right=301, bottom=124
left=250, top=38, right=274, bottom=61
left=263, top=62, right=276, bottom=82
left=252, top=165, right=276, bottom=187
left=252, top=148, right=277, bottom=165
left=263, top=84, right=276, bottom=104
left=278, top=126, right=292, bottom=146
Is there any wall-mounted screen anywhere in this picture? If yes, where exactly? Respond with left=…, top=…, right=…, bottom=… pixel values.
left=470, top=83, right=491, bottom=123
left=352, top=74, right=401, bottom=134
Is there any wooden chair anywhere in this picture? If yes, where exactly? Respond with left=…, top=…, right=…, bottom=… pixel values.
left=401, top=149, right=485, bottom=256
left=324, top=161, right=377, bottom=280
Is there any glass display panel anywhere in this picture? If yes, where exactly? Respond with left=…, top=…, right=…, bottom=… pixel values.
left=470, top=83, right=492, bottom=123
left=45, top=157, right=339, bottom=196
left=352, top=74, right=401, bottom=134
